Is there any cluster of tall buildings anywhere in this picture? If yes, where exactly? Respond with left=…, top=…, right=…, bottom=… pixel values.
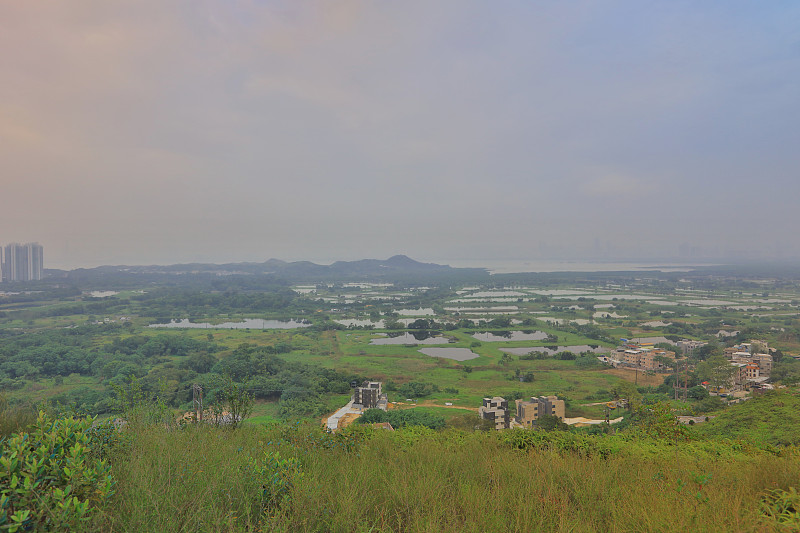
left=0, top=243, right=44, bottom=282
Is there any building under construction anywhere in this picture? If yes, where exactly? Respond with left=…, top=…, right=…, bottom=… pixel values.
left=353, top=381, right=388, bottom=410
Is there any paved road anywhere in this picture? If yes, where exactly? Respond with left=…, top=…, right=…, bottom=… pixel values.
left=326, top=400, right=355, bottom=431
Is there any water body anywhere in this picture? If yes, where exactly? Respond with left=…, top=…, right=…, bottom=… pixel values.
left=419, top=347, right=479, bottom=361
left=335, top=319, right=385, bottom=328
left=444, top=306, right=519, bottom=312
left=88, top=291, right=119, bottom=298
left=148, top=318, right=310, bottom=329
left=395, top=308, right=436, bottom=316
left=369, top=332, right=451, bottom=345
left=593, top=311, right=627, bottom=318
left=449, top=297, right=526, bottom=303
left=500, top=345, right=609, bottom=356
left=465, top=291, right=529, bottom=298
left=529, top=289, right=594, bottom=296
left=682, top=299, right=738, bottom=306
left=472, top=331, right=549, bottom=342
left=537, top=317, right=594, bottom=326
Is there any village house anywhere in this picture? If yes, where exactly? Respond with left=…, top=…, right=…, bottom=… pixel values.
left=515, top=396, right=565, bottom=427
left=677, top=339, right=707, bottom=355
left=479, top=396, right=510, bottom=430
left=617, top=343, right=676, bottom=372
left=724, top=340, right=773, bottom=380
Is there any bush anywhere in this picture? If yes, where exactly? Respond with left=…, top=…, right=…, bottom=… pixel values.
left=0, top=412, right=115, bottom=531
left=398, top=382, right=439, bottom=398
left=358, top=409, right=446, bottom=430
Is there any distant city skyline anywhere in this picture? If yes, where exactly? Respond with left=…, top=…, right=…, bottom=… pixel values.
left=2, top=2, right=799, bottom=270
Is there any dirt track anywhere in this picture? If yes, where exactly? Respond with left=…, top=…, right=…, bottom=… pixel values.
left=602, top=367, right=664, bottom=386
left=393, top=401, right=478, bottom=412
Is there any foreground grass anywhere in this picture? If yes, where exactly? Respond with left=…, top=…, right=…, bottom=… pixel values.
left=94, top=422, right=800, bottom=532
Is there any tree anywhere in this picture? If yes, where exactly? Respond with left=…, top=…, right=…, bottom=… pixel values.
left=213, top=375, right=253, bottom=429
left=698, top=355, right=737, bottom=392
left=694, top=340, right=721, bottom=361
left=384, top=319, right=404, bottom=330
left=688, top=385, right=709, bottom=400
left=536, top=414, right=568, bottom=431
left=634, top=401, right=688, bottom=441
left=611, top=380, right=642, bottom=411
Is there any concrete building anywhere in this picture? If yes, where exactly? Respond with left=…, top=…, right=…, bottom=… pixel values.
left=479, top=396, right=509, bottom=430
left=729, top=363, right=748, bottom=391
left=727, top=350, right=772, bottom=380
left=752, top=353, right=773, bottom=377
left=515, top=396, right=565, bottom=427
left=677, top=339, right=707, bottom=355
left=352, top=381, right=387, bottom=410
left=618, top=346, right=675, bottom=372
left=2, top=243, right=43, bottom=282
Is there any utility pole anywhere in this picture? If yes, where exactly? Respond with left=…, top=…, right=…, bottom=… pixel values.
left=193, top=384, right=203, bottom=422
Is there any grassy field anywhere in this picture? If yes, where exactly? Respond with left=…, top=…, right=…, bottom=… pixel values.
left=83, top=418, right=800, bottom=532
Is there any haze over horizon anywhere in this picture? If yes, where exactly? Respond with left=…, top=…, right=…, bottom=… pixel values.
left=2, top=2, right=799, bottom=270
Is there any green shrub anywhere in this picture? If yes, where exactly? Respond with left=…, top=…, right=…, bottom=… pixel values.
left=0, top=412, right=114, bottom=531
left=358, top=408, right=446, bottom=430
left=246, top=450, right=302, bottom=517
left=761, top=486, right=800, bottom=530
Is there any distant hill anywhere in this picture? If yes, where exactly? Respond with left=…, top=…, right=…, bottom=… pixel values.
left=50, top=255, right=488, bottom=284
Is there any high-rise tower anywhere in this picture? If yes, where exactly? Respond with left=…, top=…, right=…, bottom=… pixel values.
left=2, top=243, right=43, bottom=281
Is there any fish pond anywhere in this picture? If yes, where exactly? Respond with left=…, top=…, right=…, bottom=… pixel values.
left=471, top=330, right=549, bottom=342
left=369, top=331, right=452, bottom=345
left=148, top=318, right=311, bottom=329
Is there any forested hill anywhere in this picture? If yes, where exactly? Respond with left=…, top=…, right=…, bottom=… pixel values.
left=46, top=255, right=489, bottom=285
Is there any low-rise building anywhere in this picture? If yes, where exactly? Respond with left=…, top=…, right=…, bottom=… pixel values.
left=753, top=353, right=773, bottom=377
left=617, top=345, right=675, bottom=372
left=515, top=396, right=565, bottom=427
left=479, top=396, right=509, bottom=430
left=353, top=381, right=388, bottom=410
left=677, top=339, right=707, bottom=355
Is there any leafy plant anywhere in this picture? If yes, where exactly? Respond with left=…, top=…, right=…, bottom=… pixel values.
left=761, top=487, right=800, bottom=529
left=0, top=412, right=115, bottom=531
left=246, top=450, right=302, bottom=518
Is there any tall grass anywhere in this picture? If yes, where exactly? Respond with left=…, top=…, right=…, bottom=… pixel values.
left=100, top=424, right=274, bottom=531
left=94, top=422, right=800, bottom=532
left=0, top=394, right=37, bottom=437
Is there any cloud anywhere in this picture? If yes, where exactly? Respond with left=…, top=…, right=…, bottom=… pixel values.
left=1, top=1, right=799, bottom=266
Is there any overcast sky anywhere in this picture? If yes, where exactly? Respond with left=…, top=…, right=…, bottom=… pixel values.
left=2, top=1, right=799, bottom=269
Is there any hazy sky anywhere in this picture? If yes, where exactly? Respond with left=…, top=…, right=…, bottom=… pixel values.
left=2, top=1, right=799, bottom=269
